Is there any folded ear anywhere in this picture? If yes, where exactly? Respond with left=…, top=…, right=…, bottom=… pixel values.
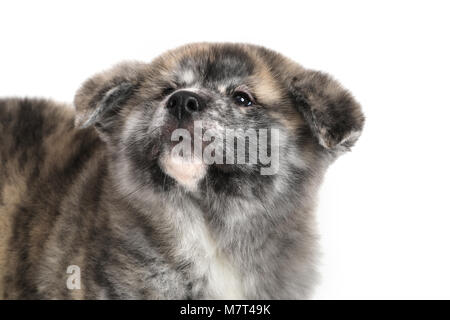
left=74, top=62, right=145, bottom=134
left=289, top=70, right=364, bottom=151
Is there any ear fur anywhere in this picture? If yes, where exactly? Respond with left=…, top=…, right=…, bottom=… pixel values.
left=74, top=62, right=146, bottom=132
left=289, top=70, right=364, bottom=151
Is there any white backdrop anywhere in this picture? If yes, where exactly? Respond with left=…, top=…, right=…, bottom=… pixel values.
left=1, top=0, right=449, bottom=299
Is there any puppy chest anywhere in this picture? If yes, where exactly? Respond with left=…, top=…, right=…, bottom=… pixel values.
left=177, top=217, right=245, bottom=299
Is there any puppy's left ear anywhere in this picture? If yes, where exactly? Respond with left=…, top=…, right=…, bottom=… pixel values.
left=289, top=70, right=365, bottom=152
left=74, top=62, right=146, bottom=134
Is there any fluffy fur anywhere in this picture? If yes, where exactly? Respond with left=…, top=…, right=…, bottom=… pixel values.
left=0, top=43, right=364, bottom=299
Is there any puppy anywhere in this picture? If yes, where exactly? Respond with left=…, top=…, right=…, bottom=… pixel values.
left=0, top=43, right=364, bottom=299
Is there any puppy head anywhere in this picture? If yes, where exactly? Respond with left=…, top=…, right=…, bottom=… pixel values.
left=74, top=43, right=364, bottom=201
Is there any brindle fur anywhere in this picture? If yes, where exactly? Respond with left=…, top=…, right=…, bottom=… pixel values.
left=0, top=43, right=364, bottom=299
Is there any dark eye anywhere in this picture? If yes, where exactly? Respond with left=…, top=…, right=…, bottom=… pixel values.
left=233, top=91, right=254, bottom=107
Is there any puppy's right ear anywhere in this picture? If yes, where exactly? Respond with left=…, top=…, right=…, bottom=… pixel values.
left=288, top=69, right=365, bottom=152
left=74, top=62, right=145, bottom=134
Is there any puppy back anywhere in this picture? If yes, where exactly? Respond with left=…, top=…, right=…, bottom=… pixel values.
left=0, top=98, right=103, bottom=298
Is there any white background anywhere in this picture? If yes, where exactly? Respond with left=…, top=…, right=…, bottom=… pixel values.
left=1, top=0, right=449, bottom=299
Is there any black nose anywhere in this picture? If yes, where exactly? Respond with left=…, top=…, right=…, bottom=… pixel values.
left=166, top=90, right=205, bottom=120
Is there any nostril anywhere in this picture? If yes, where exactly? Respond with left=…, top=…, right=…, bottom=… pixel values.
left=185, top=97, right=198, bottom=112
left=168, top=96, right=178, bottom=109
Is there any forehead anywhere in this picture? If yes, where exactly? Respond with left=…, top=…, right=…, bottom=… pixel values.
left=177, top=45, right=254, bottom=83
left=155, top=43, right=283, bottom=102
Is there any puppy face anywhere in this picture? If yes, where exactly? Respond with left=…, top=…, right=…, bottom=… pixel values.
left=74, top=43, right=364, bottom=201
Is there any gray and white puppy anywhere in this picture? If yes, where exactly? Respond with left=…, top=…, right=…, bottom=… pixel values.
left=0, top=43, right=364, bottom=299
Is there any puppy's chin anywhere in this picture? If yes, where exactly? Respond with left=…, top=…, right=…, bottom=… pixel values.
left=159, top=153, right=207, bottom=191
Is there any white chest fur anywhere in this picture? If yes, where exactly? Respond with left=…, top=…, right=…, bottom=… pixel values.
left=175, top=209, right=244, bottom=299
